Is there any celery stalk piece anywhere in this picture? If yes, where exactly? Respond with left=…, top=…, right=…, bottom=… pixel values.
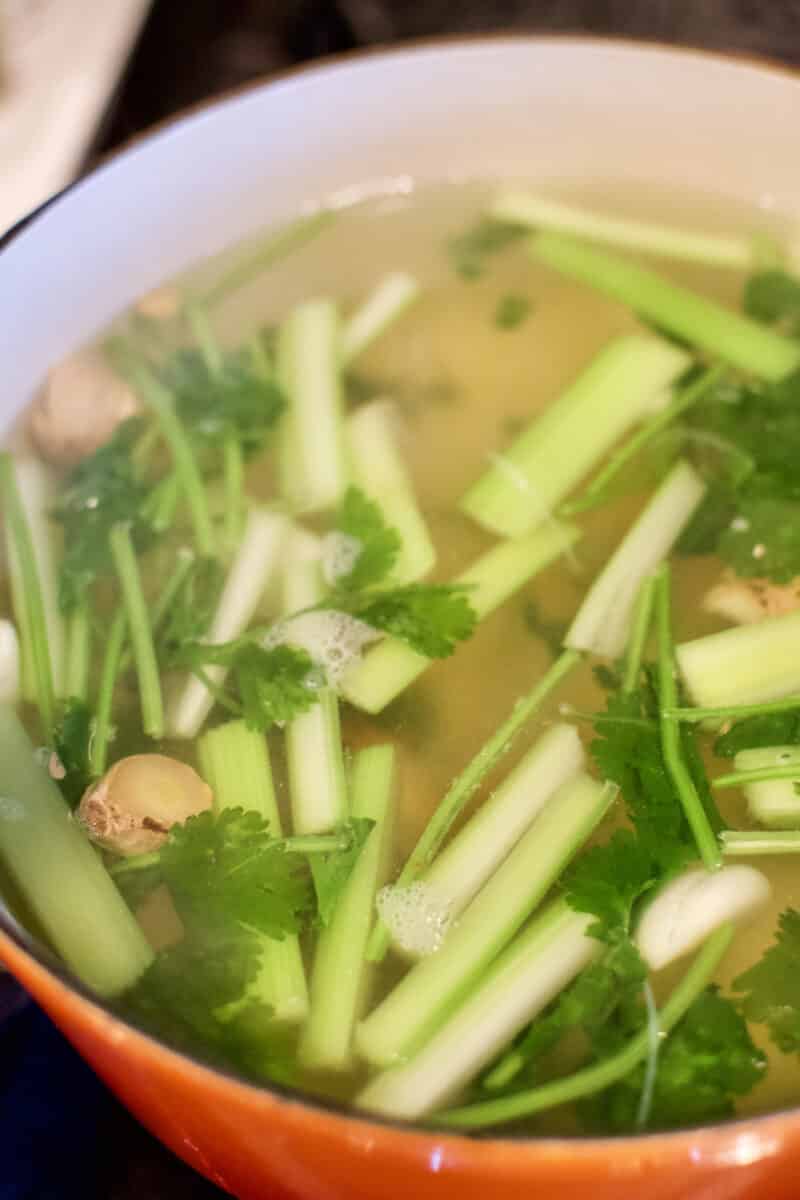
left=566, top=459, right=705, bottom=658
left=722, top=830, right=800, bottom=856
left=346, top=401, right=436, bottom=584
left=460, top=334, right=690, bottom=538
left=733, top=746, right=800, bottom=828
left=530, top=232, right=800, bottom=381
left=64, top=595, right=90, bottom=703
left=3, top=456, right=65, bottom=700
left=197, top=719, right=308, bottom=1023
left=676, top=610, right=800, bottom=714
left=340, top=273, right=420, bottom=364
left=0, top=620, right=20, bottom=704
left=279, top=528, right=348, bottom=834
left=340, top=519, right=581, bottom=714
left=169, top=507, right=289, bottom=738
left=0, top=704, right=153, bottom=995
left=109, top=523, right=164, bottom=740
left=357, top=899, right=599, bottom=1119
left=492, top=191, right=757, bottom=268
left=356, top=773, right=614, bottom=1067
left=417, top=724, right=584, bottom=930
left=300, top=745, right=396, bottom=1070
left=277, top=299, right=348, bottom=514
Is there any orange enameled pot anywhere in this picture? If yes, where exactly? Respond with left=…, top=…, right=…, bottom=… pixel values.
left=2, top=37, right=800, bottom=1199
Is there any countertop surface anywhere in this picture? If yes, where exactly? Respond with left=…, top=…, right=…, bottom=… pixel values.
left=4, top=2, right=800, bottom=1197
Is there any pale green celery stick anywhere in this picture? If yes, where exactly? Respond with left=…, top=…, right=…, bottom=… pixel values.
left=90, top=608, right=127, bottom=777
left=64, top=594, right=91, bottom=702
left=357, top=900, right=599, bottom=1120
left=492, top=191, right=757, bottom=268
left=346, top=401, right=435, bottom=585
left=0, top=619, right=20, bottom=703
left=562, top=364, right=726, bottom=517
left=676, top=610, right=800, bottom=714
left=341, top=519, right=581, bottom=715
left=125, top=361, right=215, bottom=558
left=366, top=649, right=581, bottom=963
left=437, top=924, right=733, bottom=1129
left=356, top=773, right=615, bottom=1068
left=277, top=299, right=348, bottom=514
left=109, top=523, right=164, bottom=740
left=0, top=455, right=56, bottom=734
left=300, top=745, right=396, bottom=1070
left=566, top=459, right=705, bottom=659
left=530, top=232, right=800, bottom=381
left=199, top=211, right=335, bottom=309
left=731, top=747, right=800, bottom=828
left=656, top=567, right=721, bottom=871
left=722, top=830, right=800, bottom=856
left=418, top=724, right=584, bottom=930
left=197, top=719, right=308, bottom=1023
left=340, top=273, right=420, bottom=363
left=118, top=547, right=194, bottom=674
left=460, top=333, right=690, bottom=538
left=0, top=704, right=153, bottom=995
left=169, top=507, right=288, bottom=738
left=280, top=529, right=348, bottom=834
left=622, top=574, right=658, bottom=695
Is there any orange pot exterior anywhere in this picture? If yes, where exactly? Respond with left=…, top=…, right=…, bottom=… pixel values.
left=3, top=929, right=800, bottom=1200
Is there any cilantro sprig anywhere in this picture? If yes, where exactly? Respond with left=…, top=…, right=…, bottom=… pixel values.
left=735, top=908, right=800, bottom=1056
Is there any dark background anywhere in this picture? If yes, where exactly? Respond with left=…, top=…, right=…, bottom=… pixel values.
left=5, top=3, right=800, bottom=1198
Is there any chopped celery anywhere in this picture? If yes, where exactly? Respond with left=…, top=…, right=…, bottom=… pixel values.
left=723, top=748, right=800, bottom=829
left=722, top=830, right=800, bottom=856
left=492, top=191, right=757, bottom=268
left=358, top=900, right=598, bottom=1119
left=340, top=272, right=420, bottom=363
left=418, top=724, right=584, bottom=931
left=530, top=232, right=800, bottom=380
left=109, top=523, right=164, bottom=740
left=341, top=520, right=581, bottom=714
left=0, top=619, right=19, bottom=703
left=197, top=720, right=308, bottom=1023
left=346, top=401, right=435, bottom=584
left=169, top=508, right=288, bottom=738
left=277, top=300, right=348, bottom=514
left=90, top=607, right=126, bottom=777
left=356, top=773, right=614, bottom=1067
left=300, top=745, right=396, bottom=1070
left=0, top=704, right=153, bottom=995
left=367, top=649, right=580, bottom=963
left=566, top=460, right=705, bottom=658
left=676, top=610, right=800, bottom=714
left=438, top=924, right=733, bottom=1129
left=460, top=333, right=689, bottom=538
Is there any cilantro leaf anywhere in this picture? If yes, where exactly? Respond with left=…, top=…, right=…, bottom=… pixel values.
left=177, top=641, right=322, bottom=731
left=310, top=817, right=375, bottom=925
left=51, top=699, right=93, bottom=808
left=494, top=293, right=532, bottom=330
left=735, top=908, right=800, bottom=1055
left=744, top=270, right=800, bottom=333
left=716, top=492, right=800, bottom=583
left=161, top=348, right=285, bottom=457
left=51, top=416, right=150, bottom=611
left=714, top=710, right=800, bottom=758
left=580, top=987, right=765, bottom=1132
left=521, top=598, right=568, bottom=660
left=155, top=555, right=224, bottom=667
left=566, top=830, right=657, bottom=941
left=446, top=219, right=527, bottom=280
left=335, top=583, right=477, bottom=658
left=332, top=486, right=400, bottom=591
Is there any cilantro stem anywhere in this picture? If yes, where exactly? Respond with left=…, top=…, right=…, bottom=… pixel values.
left=64, top=593, right=91, bottom=703
left=222, top=435, right=245, bottom=551
left=721, top=830, right=800, bottom=856
left=366, top=648, right=581, bottom=963
left=530, top=232, right=800, bottom=380
left=559, top=707, right=655, bottom=730
left=0, top=453, right=55, bottom=736
left=622, top=574, right=658, bottom=694
left=119, top=547, right=195, bottom=674
left=199, top=210, right=335, bottom=309
left=109, top=833, right=350, bottom=879
left=185, top=301, right=224, bottom=375
left=126, top=362, right=216, bottom=558
left=90, top=606, right=127, bottom=776
left=713, top=764, right=800, bottom=790
left=109, top=523, right=164, bottom=741
left=656, top=566, right=721, bottom=870
left=561, top=364, right=726, bottom=517
left=664, top=695, right=800, bottom=724
left=142, top=471, right=181, bottom=535
left=436, top=923, right=733, bottom=1129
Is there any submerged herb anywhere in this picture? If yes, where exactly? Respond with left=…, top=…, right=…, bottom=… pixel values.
left=447, top=218, right=527, bottom=280
left=494, top=293, right=532, bottom=330
left=332, top=486, right=401, bottom=592
left=735, top=908, right=800, bottom=1055
left=744, top=269, right=800, bottom=335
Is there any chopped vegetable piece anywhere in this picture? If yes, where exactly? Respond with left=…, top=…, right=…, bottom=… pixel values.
left=340, top=273, right=420, bottom=363
left=677, top=609, right=800, bottom=713
left=494, top=293, right=531, bottom=330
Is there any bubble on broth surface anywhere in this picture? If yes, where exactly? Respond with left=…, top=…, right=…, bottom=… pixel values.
left=376, top=881, right=453, bottom=957
left=265, top=609, right=379, bottom=685
left=321, top=531, right=362, bottom=587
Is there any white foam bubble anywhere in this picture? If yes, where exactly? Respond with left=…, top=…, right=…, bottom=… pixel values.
left=376, top=881, right=453, bottom=958
left=321, top=532, right=363, bottom=588
left=265, top=609, right=379, bottom=685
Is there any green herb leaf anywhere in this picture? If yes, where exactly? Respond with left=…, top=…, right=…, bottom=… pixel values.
left=155, top=555, right=224, bottom=667
left=494, top=293, right=532, bottom=330
left=310, top=817, right=375, bottom=925
left=446, top=219, right=527, bottom=280
left=333, top=486, right=401, bottom=591
left=51, top=699, right=93, bottom=807
left=714, top=710, right=800, bottom=758
left=178, top=640, right=322, bottom=731
left=335, top=583, right=477, bottom=658
left=735, top=908, right=800, bottom=1055
left=744, top=270, right=800, bottom=333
